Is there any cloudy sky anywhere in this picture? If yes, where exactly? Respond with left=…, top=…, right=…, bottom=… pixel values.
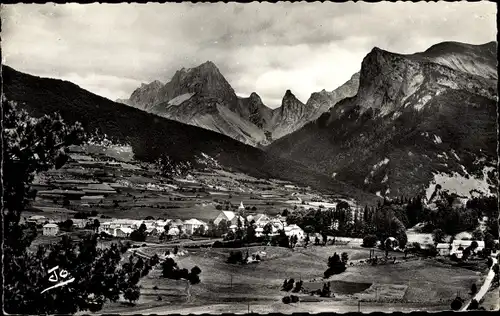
left=1, top=2, right=497, bottom=108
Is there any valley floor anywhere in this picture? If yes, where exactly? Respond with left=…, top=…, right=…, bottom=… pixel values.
left=93, top=244, right=487, bottom=314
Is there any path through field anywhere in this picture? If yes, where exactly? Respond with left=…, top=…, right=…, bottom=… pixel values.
left=460, top=256, right=498, bottom=311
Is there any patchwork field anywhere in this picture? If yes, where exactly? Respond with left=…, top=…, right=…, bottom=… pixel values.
left=94, top=244, right=484, bottom=314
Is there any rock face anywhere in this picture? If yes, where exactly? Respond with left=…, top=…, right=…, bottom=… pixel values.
left=267, top=41, right=498, bottom=199
left=128, top=80, right=164, bottom=111
left=119, top=61, right=356, bottom=146
left=119, top=61, right=271, bottom=146
left=306, top=72, right=360, bottom=120
left=266, top=73, right=360, bottom=141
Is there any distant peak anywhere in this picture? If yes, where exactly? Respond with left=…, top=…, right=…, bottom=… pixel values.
left=284, top=89, right=294, bottom=97
left=250, top=92, right=260, bottom=99
left=200, top=60, right=218, bottom=69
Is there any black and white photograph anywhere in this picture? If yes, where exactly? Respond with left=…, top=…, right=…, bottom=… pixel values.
left=1, top=1, right=498, bottom=314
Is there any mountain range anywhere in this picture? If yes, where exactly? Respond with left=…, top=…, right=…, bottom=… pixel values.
left=2, top=64, right=378, bottom=205
left=3, top=40, right=497, bottom=205
left=267, top=41, right=498, bottom=200
left=116, top=61, right=359, bottom=147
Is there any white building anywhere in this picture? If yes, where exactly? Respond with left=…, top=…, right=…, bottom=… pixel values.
left=113, top=227, right=133, bottom=238
left=28, top=215, right=47, bottom=225
left=183, top=218, right=208, bottom=235
left=284, top=224, right=305, bottom=239
left=451, top=240, right=485, bottom=255
left=247, top=214, right=270, bottom=227
left=72, top=218, right=89, bottom=228
left=43, top=223, right=59, bottom=236
left=214, top=210, right=244, bottom=227
left=436, top=243, right=451, bottom=256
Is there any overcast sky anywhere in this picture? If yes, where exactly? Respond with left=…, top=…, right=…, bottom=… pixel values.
left=1, top=2, right=497, bottom=108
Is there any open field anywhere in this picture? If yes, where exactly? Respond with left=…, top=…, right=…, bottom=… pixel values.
left=94, top=244, right=485, bottom=314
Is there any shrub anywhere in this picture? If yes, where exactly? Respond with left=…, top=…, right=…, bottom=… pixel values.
left=292, top=280, right=303, bottom=293
left=468, top=299, right=479, bottom=310
left=282, top=278, right=295, bottom=292
left=486, top=257, right=493, bottom=268
left=450, top=297, right=463, bottom=310
left=227, top=251, right=244, bottom=264
left=471, top=283, right=477, bottom=295
left=362, top=235, right=377, bottom=247
left=324, top=253, right=347, bottom=278
left=290, top=295, right=299, bottom=303
left=320, top=282, right=332, bottom=297
left=282, top=296, right=291, bottom=304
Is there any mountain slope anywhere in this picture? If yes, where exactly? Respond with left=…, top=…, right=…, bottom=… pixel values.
left=267, top=41, right=498, bottom=200
left=119, top=61, right=272, bottom=147
left=2, top=65, right=379, bottom=205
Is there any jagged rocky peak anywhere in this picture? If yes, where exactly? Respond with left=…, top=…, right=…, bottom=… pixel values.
left=129, top=80, right=165, bottom=110
left=249, top=92, right=262, bottom=101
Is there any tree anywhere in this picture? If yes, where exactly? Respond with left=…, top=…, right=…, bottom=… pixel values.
left=161, top=258, right=201, bottom=301
left=292, top=280, right=303, bottom=293
left=277, top=230, right=290, bottom=248
left=391, top=217, right=407, bottom=248
left=362, top=235, right=378, bottom=247
left=60, top=219, right=74, bottom=231
left=217, top=219, right=229, bottom=237
left=263, top=222, right=273, bottom=238
left=341, top=252, right=349, bottom=264
left=471, top=283, right=477, bottom=295
left=93, top=219, right=100, bottom=233
left=304, top=234, right=310, bottom=248
left=450, top=296, right=463, bottom=311
left=246, top=224, right=256, bottom=243
left=324, top=252, right=347, bottom=278
left=484, top=232, right=495, bottom=250
left=432, top=229, right=445, bottom=244
left=3, top=98, right=157, bottom=314
left=472, top=229, right=484, bottom=241
left=468, top=299, right=479, bottom=310
left=282, top=209, right=289, bottom=217
left=123, top=285, right=140, bottom=305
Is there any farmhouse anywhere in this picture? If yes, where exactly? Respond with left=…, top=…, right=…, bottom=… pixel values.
left=27, top=215, right=48, bottom=225
left=183, top=218, right=208, bottom=235
left=436, top=243, right=451, bottom=256
left=72, top=218, right=89, bottom=228
left=43, top=223, right=59, bottom=236
left=213, top=210, right=244, bottom=226
left=246, top=213, right=270, bottom=227
left=284, top=224, right=305, bottom=239
left=114, top=227, right=133, bottom=238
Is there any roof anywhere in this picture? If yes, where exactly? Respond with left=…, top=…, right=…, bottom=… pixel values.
left=221, top=211, right=236, bottom=221
left=452, top=240, right=485, bottom=247
left=184, top=218, right=205, bottom=225
left=43, top=223, right=58, bottom=228
left=436, top=243, right=450, bottom=249
left=29, top=215, right=47, bottom=220
left=119, top=227, right=133, bottom=234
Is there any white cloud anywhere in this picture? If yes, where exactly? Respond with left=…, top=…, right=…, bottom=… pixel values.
left=1, top=2, right=496, bottom=107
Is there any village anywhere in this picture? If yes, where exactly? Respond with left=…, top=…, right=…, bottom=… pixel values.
left=18, top=142, right=499, bottom=313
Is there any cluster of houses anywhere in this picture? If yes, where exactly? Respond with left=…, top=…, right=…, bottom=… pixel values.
left=436, top=240, right=486, bottom=259
left=32, top=200, right=306, bottom=241
left=214, top=202, right=305, bottom=239
left=98, top=217, right=209, bottom=238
